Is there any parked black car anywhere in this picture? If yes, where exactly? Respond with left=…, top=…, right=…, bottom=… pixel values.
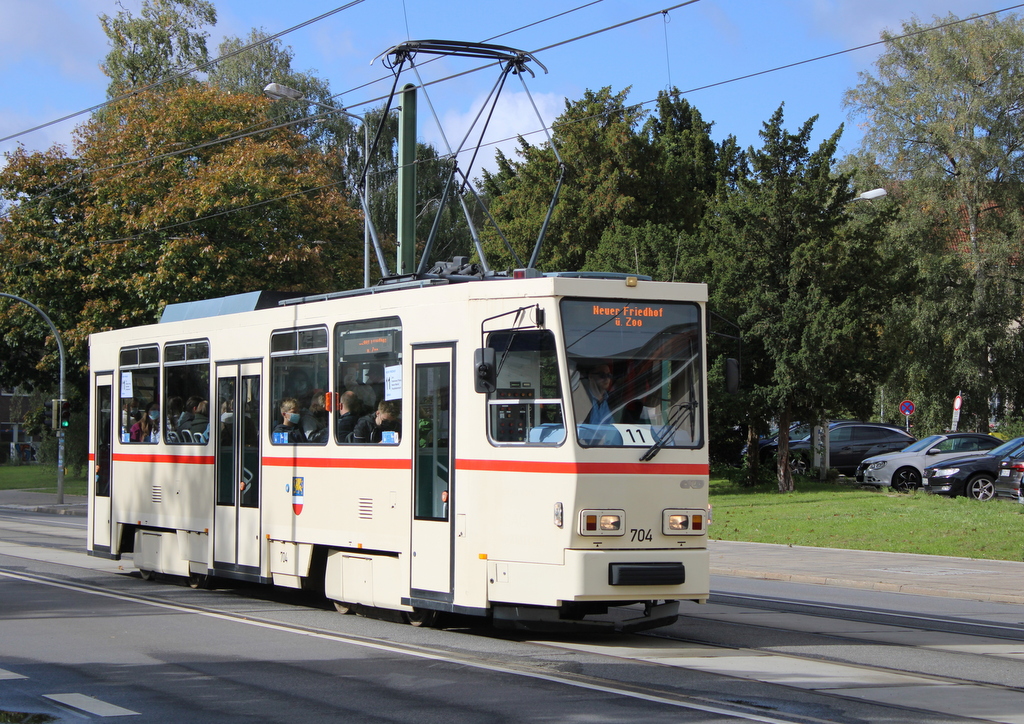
left=922, top=436, right=1024, bottom=501
left=767, top=421, right=915, bottom=476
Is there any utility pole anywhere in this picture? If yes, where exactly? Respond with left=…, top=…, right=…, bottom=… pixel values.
left=397, top=83, right=417, bottom=275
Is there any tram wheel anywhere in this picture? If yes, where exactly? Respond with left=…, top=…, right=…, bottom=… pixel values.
left=188, top=572, right=209, bottom=590
left=404, top=608, right=440, bottom=628
left=333, top=601, right=354, bottom=615
left=138, top=569, right=154, bottom=581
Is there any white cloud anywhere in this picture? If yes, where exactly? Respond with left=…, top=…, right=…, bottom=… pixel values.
left=425, top=89, right=563, bottom=180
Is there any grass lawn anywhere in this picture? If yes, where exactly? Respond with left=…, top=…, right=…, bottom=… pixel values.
left=711, top=468, right=1024, bottom=562
left=0, top=465, right=88, bottom=496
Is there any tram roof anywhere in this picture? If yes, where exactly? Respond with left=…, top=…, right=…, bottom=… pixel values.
left=158, top=271, right=703, bottom=325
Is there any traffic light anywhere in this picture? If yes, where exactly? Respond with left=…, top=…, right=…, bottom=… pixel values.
left=46, top=399, right=59, bottom=430
left=60, top=400, right=72, bottom=428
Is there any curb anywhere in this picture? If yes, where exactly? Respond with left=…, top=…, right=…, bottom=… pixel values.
left=710, top=566, right=1024, bottom=606
left=0, top=504, right=87, bottom=517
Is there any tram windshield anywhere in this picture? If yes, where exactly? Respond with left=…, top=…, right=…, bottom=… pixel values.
left=560, top=298, right=703, bottom=449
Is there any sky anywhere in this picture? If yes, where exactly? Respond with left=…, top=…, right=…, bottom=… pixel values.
left=1, top=0, right=1020, bottom=181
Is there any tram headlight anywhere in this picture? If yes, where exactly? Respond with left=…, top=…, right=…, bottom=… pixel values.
left=579, top=509, right=625, bottom=536
left=663, top=509, right=707, bottom=536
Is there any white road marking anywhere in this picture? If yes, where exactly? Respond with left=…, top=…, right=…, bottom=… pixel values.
left=538, top=637, right=1024, bottom=724
left=43, top=693, right=139, bottom=717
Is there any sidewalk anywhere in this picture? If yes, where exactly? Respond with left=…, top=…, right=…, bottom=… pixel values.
left=0, top=489, right=87, bottom=517
left=1, top=490, right=1022, bottom=606
left=709, top=538, right=1024, bottom=605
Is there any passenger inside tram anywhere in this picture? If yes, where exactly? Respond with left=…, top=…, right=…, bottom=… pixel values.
left=187, top=399, right=210, bottom=440
left=273, top=397, right=306, bottom=443
left=351, top=400, right=400, bottom=444
left=303, top=392, right=329, bottom=442
left=130, top=401, right=160, bottom=443
left=335, top=391, right=363, bottom=442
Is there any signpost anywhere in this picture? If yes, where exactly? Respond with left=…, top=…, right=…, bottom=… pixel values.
left=899, top=399, right=915, bottom=432
left=952, top=393, right=963, bottom=432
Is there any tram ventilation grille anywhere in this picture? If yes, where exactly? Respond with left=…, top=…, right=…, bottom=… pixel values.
left=358, top=498, right=373, bottom=519
left=151, top=485, right=163, bottom=504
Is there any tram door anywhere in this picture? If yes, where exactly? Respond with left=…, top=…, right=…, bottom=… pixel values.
left=410, top=345, right=455, bottom=598
left=213, top=363, right=263, bottom=573
left=91, top=375, right=113, bottom=552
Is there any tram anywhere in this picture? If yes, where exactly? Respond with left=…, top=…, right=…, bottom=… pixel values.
left=87, top=265, right=714, bottom=631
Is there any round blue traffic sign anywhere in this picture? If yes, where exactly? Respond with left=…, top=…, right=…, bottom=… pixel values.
left=899, top=400, right=915, bottom=416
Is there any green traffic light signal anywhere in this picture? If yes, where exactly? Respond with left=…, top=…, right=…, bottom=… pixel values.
left=60, top=400, right=71, bottom=428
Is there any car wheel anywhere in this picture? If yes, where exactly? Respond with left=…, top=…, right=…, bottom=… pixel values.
left=789, top=455, right=809, bottom=476
left=892, top=467, right=921, bottom=492
left=966, top=474, right=996, bottom=501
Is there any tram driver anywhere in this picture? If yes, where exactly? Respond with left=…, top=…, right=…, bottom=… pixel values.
left=583, top=363, right=614, bottom=425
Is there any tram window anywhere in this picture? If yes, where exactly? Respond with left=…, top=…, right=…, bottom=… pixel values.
left=334, top=317, right=403, bottom=444
left=119, top=344, right=160, bottom=444
left=560, top=298, right=704, bottom=449
left=270, top=327, right=329, bottom=445
left=484, top=330, right=565, bottom=446
left=163, top=340, right=210, bottom=444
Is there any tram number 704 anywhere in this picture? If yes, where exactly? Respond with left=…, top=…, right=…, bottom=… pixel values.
left=630, top=528, right=653, bottom=542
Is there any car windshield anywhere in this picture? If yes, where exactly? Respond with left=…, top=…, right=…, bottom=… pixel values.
left=901, top=434, right=944, bottom=453
left=986, top=437, right=1024, bottom=457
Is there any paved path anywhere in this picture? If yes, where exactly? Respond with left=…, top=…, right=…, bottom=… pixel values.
left=2, top=489, right=1023, bottom=605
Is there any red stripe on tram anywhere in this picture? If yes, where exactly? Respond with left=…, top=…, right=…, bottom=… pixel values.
left=456, top=459, right=709, bottom=476
left=112, top=453, right=215, bottom=465
left=262, top=456, right=411, bottom=471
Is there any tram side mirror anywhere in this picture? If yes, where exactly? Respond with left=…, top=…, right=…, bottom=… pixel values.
left=725, top=357, right=740, bottom=394
left=474, top=347, right=497, bottom=394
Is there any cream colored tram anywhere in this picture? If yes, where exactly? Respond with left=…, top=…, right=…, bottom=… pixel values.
left=88, top=272, right=711, bottom=631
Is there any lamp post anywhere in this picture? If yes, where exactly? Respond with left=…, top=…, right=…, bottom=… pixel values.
left=852, top=188, right=887, bottom=202
left=264, top=82, right=372, bottom=288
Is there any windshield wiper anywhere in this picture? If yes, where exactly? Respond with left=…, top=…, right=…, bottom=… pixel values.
left=640, top=401, right=697, bottom=462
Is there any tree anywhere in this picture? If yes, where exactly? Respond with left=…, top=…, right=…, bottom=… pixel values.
left=844, top=12, right=1024, bottom=431
left=99, top=0, right=216, bottom=97
left=705, top=106, right=892, bottom=491
left=0, top=85, right=363, bottom=391
left=585, top=92, right=743, bottom=280
left=208, top=29, right=350, bottom=154
left=481, top=87, right=648, bottom=272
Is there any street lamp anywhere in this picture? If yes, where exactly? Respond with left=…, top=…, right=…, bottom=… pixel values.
left=852, top=188, right=887, bottom=202
left=264, top=82, right=373, bottom=288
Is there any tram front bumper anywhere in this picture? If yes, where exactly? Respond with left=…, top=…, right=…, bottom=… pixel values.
left=487, top=547, right=709, bottom=609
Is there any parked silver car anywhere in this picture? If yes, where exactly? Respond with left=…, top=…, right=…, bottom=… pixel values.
left=856, top=433, right=1002, bottom=492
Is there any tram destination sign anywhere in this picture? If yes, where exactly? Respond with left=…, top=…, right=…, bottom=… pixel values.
left=344, top=332, right=395, bottom=356
left=590, top=304, right=667, bottom=327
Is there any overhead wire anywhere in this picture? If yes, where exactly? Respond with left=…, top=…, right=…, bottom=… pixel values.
left=15, top=1, right=1024, bottom=245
